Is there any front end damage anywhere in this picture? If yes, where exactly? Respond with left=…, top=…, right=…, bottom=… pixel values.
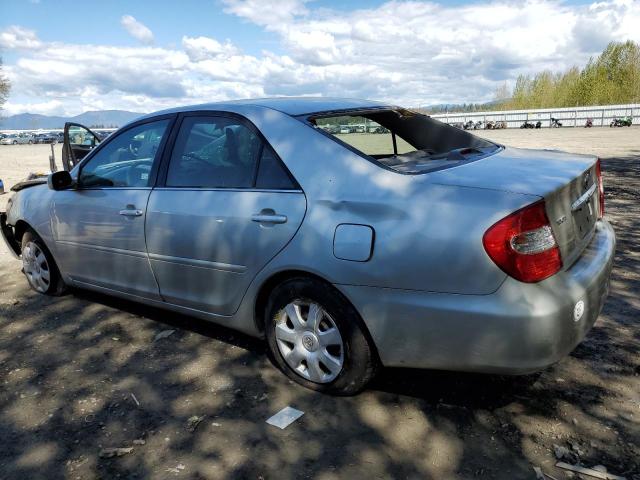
left=0, top=211, right=20, bottom=258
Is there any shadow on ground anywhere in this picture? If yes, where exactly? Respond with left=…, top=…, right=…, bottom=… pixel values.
left=0, top=155, right=638, bottom=479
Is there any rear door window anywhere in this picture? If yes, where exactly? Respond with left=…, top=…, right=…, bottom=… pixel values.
left=167, top=116, right=261, bottom=188
left=166, top=115, right=298, bottom=190
left=255, top=146, right=298, bottom=190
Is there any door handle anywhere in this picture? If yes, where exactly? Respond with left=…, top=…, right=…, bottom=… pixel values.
left=119, top=209, right=143, bottom=217
left=252, top=213, right=287, bottom=224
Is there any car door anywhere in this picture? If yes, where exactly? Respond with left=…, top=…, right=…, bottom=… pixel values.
left=61, top=122, right=102, bottom=171
left=145, top=113, right=306, bottom=315
left=51, top=117, right=174, bottom=299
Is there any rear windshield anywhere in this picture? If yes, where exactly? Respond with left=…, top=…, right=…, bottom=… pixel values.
left=310, top=109, right=499, bottom=174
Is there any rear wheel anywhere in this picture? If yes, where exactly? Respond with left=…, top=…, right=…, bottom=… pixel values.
left=265, top=277, right=378, bottom=395
left=21, top=230, right=67, bottom=295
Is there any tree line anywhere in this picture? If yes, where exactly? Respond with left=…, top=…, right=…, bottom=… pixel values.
left=0, top=57, right=9, bottom=112
left=428, top=41, right=640, bottom=113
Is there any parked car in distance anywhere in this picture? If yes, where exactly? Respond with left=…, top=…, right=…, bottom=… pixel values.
left=34, top=132, right=59, bottom=144
left=93, top=130, right=113, bottom=141
left=1, top=97, right=615, bottom=395
left=0, top=133, right=34, bottom=145
left=323, top=125, right=340, bottom=134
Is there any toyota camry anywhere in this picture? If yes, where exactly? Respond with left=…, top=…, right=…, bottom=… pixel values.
left=1, top=98, right=615, bottom=394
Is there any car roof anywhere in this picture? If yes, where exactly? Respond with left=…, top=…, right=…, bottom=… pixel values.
left=224, top=97, right=393, bottom=115
left=142, top=97, right=394, bottom=119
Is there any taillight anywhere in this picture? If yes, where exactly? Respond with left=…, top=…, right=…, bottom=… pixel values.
left=595, top=158, right=605, bottom=218
left=483, top=200, right=562, bottom=283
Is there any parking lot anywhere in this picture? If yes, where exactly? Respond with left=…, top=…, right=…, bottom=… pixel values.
left=0, top=128, right=638, bottom=479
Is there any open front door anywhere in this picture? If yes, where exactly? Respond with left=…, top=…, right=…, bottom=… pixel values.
left=62, top=122, right=101, bottom=171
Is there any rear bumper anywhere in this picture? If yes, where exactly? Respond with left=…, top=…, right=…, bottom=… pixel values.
left=340, top=219, right=615, bottom=373
left=1, top=212, right=20, bottom=258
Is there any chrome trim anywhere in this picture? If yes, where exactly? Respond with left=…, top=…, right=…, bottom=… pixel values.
left=251, top=214, right=288, bottom=224
left=153, top=187, right=303, bottom=194
left=571, top=183, right=597, bottom=212
left=147, top=252, right=247, bottom=273
left=77, top=187, right=153, bottom=191
left=56, top=240, right=148, bottom=258
left=119, top=209, right=144, bottom=217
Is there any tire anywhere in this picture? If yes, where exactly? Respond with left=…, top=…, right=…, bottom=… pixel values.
left=265, top=277, right=378, bottom=395
left=21, top=230, right=67, bottom=296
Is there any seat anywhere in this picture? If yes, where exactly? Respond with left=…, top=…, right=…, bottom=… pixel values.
left=224, top=127, right=240, bottom=165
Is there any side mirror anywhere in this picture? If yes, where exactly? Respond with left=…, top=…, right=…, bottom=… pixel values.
left=48, top=170, right=74, bottom=191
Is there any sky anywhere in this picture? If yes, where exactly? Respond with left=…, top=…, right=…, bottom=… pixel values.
left=1, top=0, right=639, bottom=117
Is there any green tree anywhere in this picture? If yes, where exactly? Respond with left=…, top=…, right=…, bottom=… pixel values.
left=0, top=57, right=10, bottom=112
left=494, top=41, right=639, bottom=111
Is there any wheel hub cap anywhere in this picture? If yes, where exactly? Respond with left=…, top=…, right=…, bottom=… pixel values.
left=22, top=241, right=51, bottom=293
left=301, top=333, right=318, bottom=352
left=274, top=300, right=344, bottom=384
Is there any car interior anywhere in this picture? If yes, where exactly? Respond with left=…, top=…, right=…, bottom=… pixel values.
left=311, top=109, right=499, bottom=173
left=166, top=118, right=262, bottom=188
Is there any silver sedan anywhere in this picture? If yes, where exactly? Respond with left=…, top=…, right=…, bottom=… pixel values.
left=0, top=133, right=34, bottom=145
left=1, top=98, right=615, bottom=394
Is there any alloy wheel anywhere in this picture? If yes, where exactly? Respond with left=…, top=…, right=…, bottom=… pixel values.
left=274, top=300, right=344, bottom=383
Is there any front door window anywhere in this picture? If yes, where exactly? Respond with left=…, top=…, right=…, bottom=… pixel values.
left=79, top=119, right=170, bottom=188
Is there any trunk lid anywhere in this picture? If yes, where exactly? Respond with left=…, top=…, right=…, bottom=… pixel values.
left=430, top=146, right=600, bottom=268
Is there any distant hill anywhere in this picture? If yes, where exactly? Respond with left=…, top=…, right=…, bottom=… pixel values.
left=0, top=110, right=145, bottom=130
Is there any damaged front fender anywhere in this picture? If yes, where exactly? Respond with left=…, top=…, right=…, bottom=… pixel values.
left=0, top=212, right=21, bottom=258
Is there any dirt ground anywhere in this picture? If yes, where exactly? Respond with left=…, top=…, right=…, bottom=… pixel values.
left=0, top=128, right=638, bottom=480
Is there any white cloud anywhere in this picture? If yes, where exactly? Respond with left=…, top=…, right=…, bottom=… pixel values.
left=222, top=0, right=308, bottom=28
left=182, top=36, right=239, bottom=61
left=2, top=0, right=640, bottom=116
left=0, top=26, right=42, bottom=50
left=4, top=99, right=62, bottom=116
left=120, top=15, right=154, bottom=44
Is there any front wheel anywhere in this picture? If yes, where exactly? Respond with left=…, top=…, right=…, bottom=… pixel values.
left=265, top=277, right=378, bottom=395
left=21, top=230, right=67, bottom=295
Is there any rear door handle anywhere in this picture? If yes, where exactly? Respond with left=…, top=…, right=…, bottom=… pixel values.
left=119, top=209, right=143, bottom=217
left=251, top=213, right=287, bottom=224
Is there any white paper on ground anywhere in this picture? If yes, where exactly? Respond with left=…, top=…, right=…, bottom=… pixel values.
left=266, top=406, right=304, bottom=429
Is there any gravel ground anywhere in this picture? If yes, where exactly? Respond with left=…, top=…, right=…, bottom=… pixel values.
left=0, top=128, right=638, bottom=480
